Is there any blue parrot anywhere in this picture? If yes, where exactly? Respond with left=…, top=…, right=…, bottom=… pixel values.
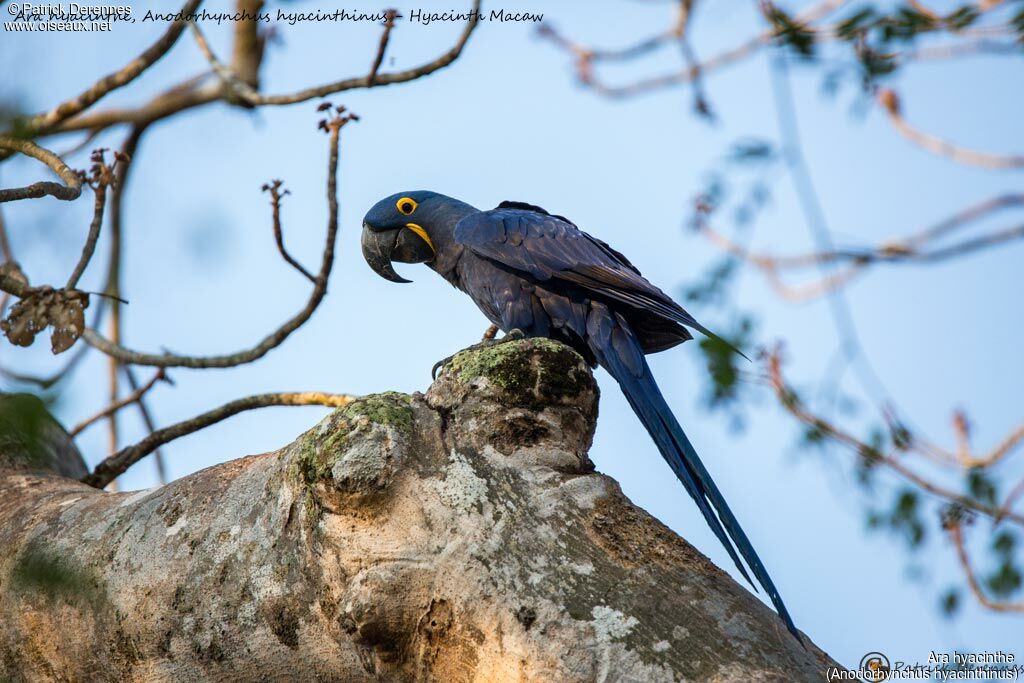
left=361, top=191, right=800, bottom=642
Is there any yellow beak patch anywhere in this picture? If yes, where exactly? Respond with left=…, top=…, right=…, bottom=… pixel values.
left=404, top=223, right=435, bottom=253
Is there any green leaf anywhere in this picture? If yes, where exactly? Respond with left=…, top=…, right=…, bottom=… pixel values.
left=768, top=6, right=817, bottom=58
left=940, top=588, right=961, bottom=617
left=944, top=5, right=979, bottom=30
left=836, top=6, right=880, bottom=40
left=967, top=470, right=998, bottom=507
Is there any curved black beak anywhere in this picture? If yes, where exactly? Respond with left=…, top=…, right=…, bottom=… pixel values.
left=361, top=222, right=436, bottom=284
left=361, top=224, right=411, bottom=283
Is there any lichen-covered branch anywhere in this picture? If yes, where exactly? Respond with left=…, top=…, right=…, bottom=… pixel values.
left=0, top=341, right=835, bottom=680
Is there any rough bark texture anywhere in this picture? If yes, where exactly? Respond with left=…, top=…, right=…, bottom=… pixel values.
left=0, top=339, right=835, bottom=682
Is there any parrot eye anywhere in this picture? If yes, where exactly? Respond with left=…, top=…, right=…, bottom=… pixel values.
left=396, top=198, right=417, bottom=215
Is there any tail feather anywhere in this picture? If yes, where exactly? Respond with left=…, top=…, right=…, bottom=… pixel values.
left=591, top=319, right=801, bottom=643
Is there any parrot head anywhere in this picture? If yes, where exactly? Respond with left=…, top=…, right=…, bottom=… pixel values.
left=362, top=189, right=446, bottom=282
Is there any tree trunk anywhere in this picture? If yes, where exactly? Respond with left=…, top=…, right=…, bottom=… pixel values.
left=0, top=339, right=836, bottom=681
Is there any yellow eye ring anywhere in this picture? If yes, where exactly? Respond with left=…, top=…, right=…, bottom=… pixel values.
left=396, top=197, right=417, bottom=215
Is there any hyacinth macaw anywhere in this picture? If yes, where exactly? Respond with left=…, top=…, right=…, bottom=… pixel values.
left=360, top=191, right=800, bottom=642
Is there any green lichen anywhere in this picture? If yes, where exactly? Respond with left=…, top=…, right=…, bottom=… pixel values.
left=0, top=393, right=56, bottom=469
left=447, top=339, right=593, bottom=406
left=10, top=544, right=104, bottom=608
left=341, top=392, right=414, bottom=432
left=292, top=392, right=413, bottom=486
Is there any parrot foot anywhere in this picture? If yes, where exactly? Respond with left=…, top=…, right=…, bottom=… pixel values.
left=481, top=324, right=499, bottom=342
left=432, top=329, right=526, bottom=379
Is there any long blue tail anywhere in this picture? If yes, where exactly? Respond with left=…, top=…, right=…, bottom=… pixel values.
left=588, top=312, right=801, bottom=643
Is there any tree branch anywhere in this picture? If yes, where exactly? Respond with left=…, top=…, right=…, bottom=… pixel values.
left=229, top=0, right=266, bottom=91
left=80, top=110, right=354, bottom=368
left=538, top=0, right=846, bottom=99
left=692, top=193, right=1024, bottom=300
left=368, top=9, right=400, bottom=84
left=878, top=89, right=1024, bottom=170
left=2, top=341, right=834, bottom=679
left=0, top=138, right=83, bottom=203
left=83, top=391, right=354, bottom=488
left=252, top=0, right=480, bottom=106
left=263, top=179, right=315, bottom=283
left=766, top=347, right=1024, bottom=527
left=188, top=21, right=262, bottom=104
left=68, top=368, right=169, bottom=437
left=53, top=83, right=222, bottom=136
left=123, top=365, right=169, bottom=485
left=946, top=521, right=1024, bottom=612
left=65, top=150, right=120, bottom=289
left=48, top=0, right=479, bottom=138
left=12, top=0, right=204, bottom=139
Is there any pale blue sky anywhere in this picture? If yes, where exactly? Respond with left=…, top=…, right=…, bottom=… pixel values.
left=3, top=0, right=1023, bottom=668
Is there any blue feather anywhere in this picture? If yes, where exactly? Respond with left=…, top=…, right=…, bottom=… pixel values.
left=589, top=308, right=802, bottom=644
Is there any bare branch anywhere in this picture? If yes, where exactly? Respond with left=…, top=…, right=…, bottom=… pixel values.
left=917, top=416, right=1024, bottom=470
left=230, top=0, right=266, bottom=90
left=14, top=0, right=203, bottom=139
left=66, top=150, right=120, bottom=289
left=946, top=521, right=1024, bottom=612
left=66, top=186, right=107, bottom=289
left=693, top=193, right=1024, bottom=300
left=81, top=110, right=355, bottom=368
left=766, top=347, right=1024, bottom=527
left=0, top=207, right=10, bottom=315
left=0, top=137, right=83, bottom=203
left=262, top=179, right=315, bottom=283
left=0, top=209, right=10, bottom=263
left=189, top=21, right=262, bottom=104
left=998, top=478, right=1024, bottom=524
left=54, top=81, right=222, bottom=136
left=878, top=89, right=1024, bottom=169
left=100, top=124, right=148, bottom=472
left=538, top=0, right=846, bottom=99
left=51, top=0, right=479, bottom=137
left=69, top=368, right=169, bottom=437
left=223, top=0, right=481, bottom=106
left=905, top=38, right=1022, bottom=62
left=83, top=391, right=355, bottom=488
left=123, top=365, right=169, bottom=485
left=369, top=9, right=400, bottom=85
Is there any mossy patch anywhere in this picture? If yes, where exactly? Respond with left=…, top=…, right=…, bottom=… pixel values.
left=342, top=392, right=414, bottom=432
left=9, top=544, right=105, bottom=608
left=446, top=339, right=594, bottom=408
left=292, top=392, right=413, bottom=486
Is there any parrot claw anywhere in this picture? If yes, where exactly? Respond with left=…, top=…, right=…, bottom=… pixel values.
left=431, top=329, right=527, bottom=380
left=431, top=358, right=449, bottom=380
